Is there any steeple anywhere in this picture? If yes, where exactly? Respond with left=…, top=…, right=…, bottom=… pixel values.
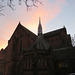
left=38, top=17, right=42, bottom=36
left=29, top=18, right=50, bottom=50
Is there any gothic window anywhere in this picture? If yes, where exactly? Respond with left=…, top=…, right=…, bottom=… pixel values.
left=30, top=59, right=32, bottom=69
left=24, top=60, right=27, bottom=69
left=24, top=57, right=32, bottom=69
left=24, top=59, right=28, bottom=69
left=45, top=57, right=47, bottom=67
left=38, top=56, right=47, bottom=69
left=26, top=59, right=29, bottom=69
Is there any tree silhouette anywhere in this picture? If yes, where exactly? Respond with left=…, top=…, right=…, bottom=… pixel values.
left=71, top=34, right=75, bottom=47
left=0, top=3, right=4, bottom=15
left=0, top=0, right=42, bottom=15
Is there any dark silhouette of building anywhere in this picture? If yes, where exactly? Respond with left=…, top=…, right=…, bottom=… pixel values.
left=0, top=18, right=75, bottom=75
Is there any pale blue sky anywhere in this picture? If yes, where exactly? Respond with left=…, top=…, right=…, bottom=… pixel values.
left=45, top=0, right=75, bottom=35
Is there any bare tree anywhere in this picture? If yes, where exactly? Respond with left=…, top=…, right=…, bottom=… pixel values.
left=0, top=0, right=42, bottom=15
left=71, top=34, right=75, bottom=47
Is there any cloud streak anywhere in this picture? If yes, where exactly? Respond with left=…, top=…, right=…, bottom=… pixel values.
left=23, top=0, right=67, bottom=33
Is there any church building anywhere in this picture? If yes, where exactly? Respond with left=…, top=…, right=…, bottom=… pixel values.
left=0, top=18, right=75, bottom=75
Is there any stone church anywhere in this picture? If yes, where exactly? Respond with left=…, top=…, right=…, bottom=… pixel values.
left=0, top=18, right=75, bottom=75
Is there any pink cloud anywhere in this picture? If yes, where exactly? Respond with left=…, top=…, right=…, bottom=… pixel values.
left=0, top=0, right=67, bottom=49
left=22, top=0, right=67, bottom=33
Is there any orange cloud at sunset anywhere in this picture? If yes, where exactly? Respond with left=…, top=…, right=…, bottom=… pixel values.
left=0, top=0, right=67, bottom=50
left=0, top=38, right=7, bottom=50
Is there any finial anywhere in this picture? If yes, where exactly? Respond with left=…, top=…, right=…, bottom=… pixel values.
left=63, top=25, right=65, bottom=28
left=18, top=21, right=21, bottom=25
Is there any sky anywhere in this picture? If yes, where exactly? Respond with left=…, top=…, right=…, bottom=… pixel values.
left=0, top=0, right=75, bottom=50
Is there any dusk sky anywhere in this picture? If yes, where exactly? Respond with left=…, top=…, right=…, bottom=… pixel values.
left=0, top=0, right=75, bottom=50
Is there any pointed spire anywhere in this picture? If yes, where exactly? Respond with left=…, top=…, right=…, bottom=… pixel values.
left=38, top=17, right=43, bottom=36
left=39, top=17, right=41, bottom=25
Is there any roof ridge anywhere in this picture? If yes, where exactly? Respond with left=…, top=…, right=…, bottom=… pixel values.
left=29, top=35, right=50, bottom=50
left=9, top=22, right=37, bottom=43
left=19, top=24, right=37, bottom=40
left=44, top=27, right=66, bottom=35
left=20, top=24, right=36, bottom=35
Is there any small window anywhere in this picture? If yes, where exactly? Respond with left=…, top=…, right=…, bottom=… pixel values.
left=59, top=62, right=68, bottom=68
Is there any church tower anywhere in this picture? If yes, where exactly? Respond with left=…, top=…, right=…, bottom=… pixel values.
left=38, top=17, right=43, bottom=36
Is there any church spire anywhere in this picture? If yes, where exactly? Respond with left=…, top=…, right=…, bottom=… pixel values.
left=38, top=17, right=42, bottom=36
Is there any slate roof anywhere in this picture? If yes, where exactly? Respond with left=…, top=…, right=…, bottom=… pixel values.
left=29, top=35, right=50, bottom=50
left=44, top=27, right=66, bottom=37
left=10, top=22, right=37, bottom=41
left=19, top=23, right=37, bottom=40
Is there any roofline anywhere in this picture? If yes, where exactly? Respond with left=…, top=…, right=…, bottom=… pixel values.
left=44, top=27, right=67, bottom=37
left=8, top=22, right=37, bottom=43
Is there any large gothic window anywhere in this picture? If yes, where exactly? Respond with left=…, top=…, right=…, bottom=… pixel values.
left=38, top=56, right=48, bottom=69
left=23, top=57, right=32, bottom=70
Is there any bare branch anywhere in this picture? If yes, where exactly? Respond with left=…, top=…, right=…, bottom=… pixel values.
left=0, top=0, right=42, bottom=15
left=0, top=3, right=4, bottom=9
left=7, top=0, right=15, bottom=10
left=0, top=3, right=4, bottom=15
left=19, top=0, right=22, bottom=5
left=24, top=0, right=42, bottom=11
left=0, top=13, right=4, bottom=16
left=71, top=34, right=75, bottom=46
